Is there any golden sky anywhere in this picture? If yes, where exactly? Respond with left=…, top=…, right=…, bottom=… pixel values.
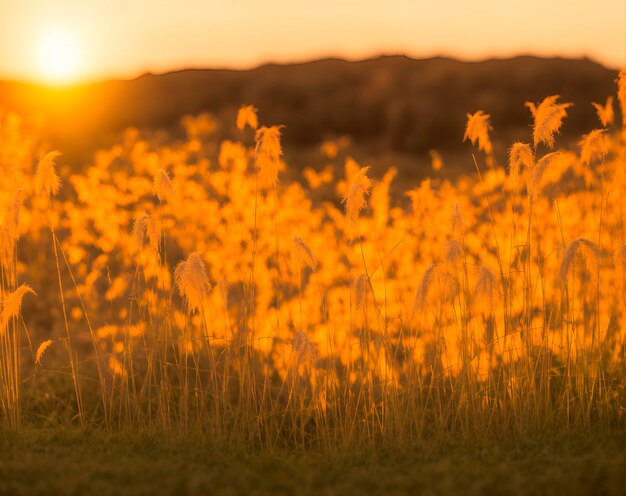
left=1, top=0, right=624, bottom=83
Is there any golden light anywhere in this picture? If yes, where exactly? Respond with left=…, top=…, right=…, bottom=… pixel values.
left=37, top=28, right=81, bottom=84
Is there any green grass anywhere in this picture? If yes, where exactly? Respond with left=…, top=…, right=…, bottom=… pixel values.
left=2, top=429, right=626, bottom=495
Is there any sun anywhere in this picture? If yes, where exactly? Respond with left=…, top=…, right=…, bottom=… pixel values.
left=37, top=28, right=81, bottom=84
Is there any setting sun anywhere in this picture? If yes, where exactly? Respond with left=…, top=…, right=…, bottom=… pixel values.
left=37, top=29, right=80, bottom=84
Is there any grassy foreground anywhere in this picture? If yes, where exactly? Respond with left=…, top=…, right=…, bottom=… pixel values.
left=1, top=429, right=626, bottom=496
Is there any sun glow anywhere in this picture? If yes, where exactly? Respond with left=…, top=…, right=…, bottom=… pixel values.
left=37, top=29, right=81, bottom=84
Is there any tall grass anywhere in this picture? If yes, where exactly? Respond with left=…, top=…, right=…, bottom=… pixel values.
left=0, top=72, right=625, bottom=450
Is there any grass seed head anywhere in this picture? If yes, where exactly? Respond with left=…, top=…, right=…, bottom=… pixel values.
left=343, top=166, right=372, bottom=237
left=508, top=142, right=535, bottom=177
left=451, top=201, right=464, bottom=239
left=592, top=97, right=614, bottom=127
left=526, top=95, right=572, bottom=148
left=153, top=168, right=174, bottom=203
left=35, top=151, right=62, bottom=199
left=35, top=339, right=53, bottom=365
left=464, top=111, right=493, bottom=159
left=579, top=129, right=608, bottom=165
left=530, top=152, right=561, bottom=196
left=475, top=265, right=497, bottom=312
left=132, top=211, right=161, bottom=253
left=444, top=239, right=464, bottom=267
left=1, top=284, right=35, bottom=333
left=175, top=252, right=211, bottom=314
left=558, top=238, right=599, bottom=286
left=236, top=105, right=259, bottom=132
left=255, top=125, right=283, bottom=188
left=293, top=330, right=317, bottom=365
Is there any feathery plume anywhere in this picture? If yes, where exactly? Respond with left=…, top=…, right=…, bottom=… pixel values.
left=414, top=263, right=438, bottom=314
left=557, top=238, right=599, bottom=286
left=3, top=189, right=25, bottom=242
left=1, top=284, right=35, bottom=333
left=36, top=151, right=62, bottom=199
left=255, top=125, right=283, bottom=187
left=464, top=111, right=493, bottom=158
left=132, top=212, right=148, bottom=248
left=292, top=330, right=317, bottom=365
left=579, top=129, right=608, bottom=165
left=132, top=211, right=161, bottom=252
left=592, top=97, right=614, bottom=127
left=343, top=166, right=372, bottom=236
left=35, top=339, right=53, bottom=365
left=175, top=252, right=211, bottom=313
left=444, top=239, right=464, bottom=267
left=292, top=236, right=317, bottom=271
left=508, top=142, right=535, bottom=176
left=413, top=263, right=459, bottom=314
left=526, top=96, right=572, bottom=148
left=475, top=265, right=497, bottom=312
left=0, top=226, right=14, bottom=272
left=153, top=168, right=174, bottom=203
left=236, top=105, right=259, bottom=132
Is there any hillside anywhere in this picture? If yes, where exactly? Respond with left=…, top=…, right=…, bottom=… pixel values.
left=0, top=55, right=617, bottom=176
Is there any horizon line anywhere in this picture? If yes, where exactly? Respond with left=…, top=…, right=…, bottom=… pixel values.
left=0, top=51, right=619, bottom=88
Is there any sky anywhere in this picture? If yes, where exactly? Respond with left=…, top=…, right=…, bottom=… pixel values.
left=0, top=0, right=624, bottom=83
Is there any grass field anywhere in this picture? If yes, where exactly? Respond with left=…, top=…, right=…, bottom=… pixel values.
left=2, top=429, right=626, bottom=496
left=2, top=68, right=626, bottom=494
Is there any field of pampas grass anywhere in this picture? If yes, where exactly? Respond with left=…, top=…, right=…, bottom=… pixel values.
left=2, top=71, right=626, bottom=495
